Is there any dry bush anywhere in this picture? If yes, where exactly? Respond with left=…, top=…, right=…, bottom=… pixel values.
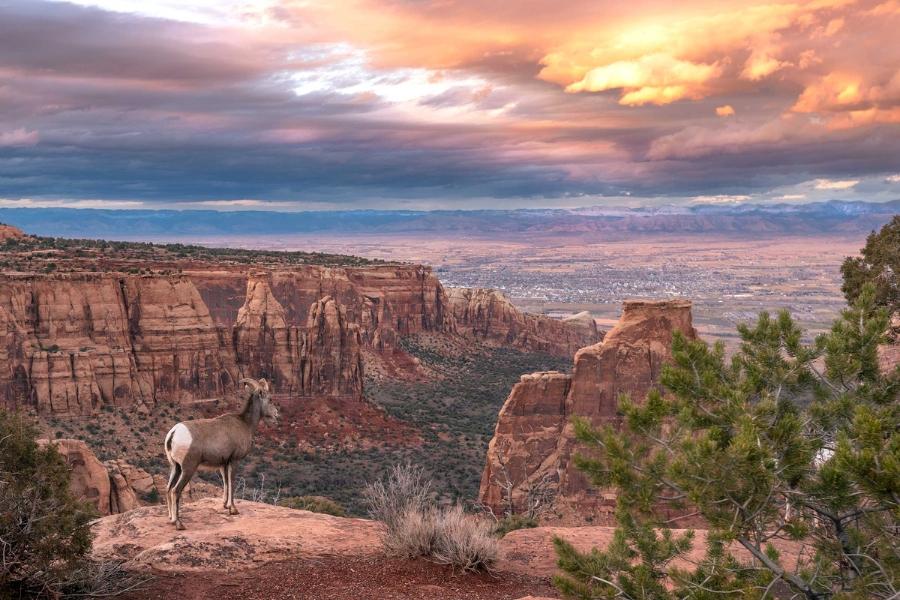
left=383, top=506, right=438, bottom=558
left=431, top=505, right=499, bottom=572
left=363, top=463, right=432, bottom=534
left=363, top=464, right=498, bottom=571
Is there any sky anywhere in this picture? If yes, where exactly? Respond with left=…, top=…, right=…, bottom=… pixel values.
left=1, top=0, right=899, bottom=210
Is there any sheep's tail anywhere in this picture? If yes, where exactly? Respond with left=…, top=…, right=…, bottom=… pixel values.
left=164, top=425, right=181, bottom=492
left=164, top=425, right=176, bottom=464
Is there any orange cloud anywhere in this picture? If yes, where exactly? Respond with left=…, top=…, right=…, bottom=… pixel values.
left=716, top=105, right=736, bottom=116
left=564, top=54, right=721, bottom=105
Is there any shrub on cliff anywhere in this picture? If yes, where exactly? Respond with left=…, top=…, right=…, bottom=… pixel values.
left=364, top=463, right=498, bottom=571
left=279, top=495, right=346, bottom=517
left=842, top=215, right=899, bottom=312
left=554, top=284, right=899, bottom=599
left=0, top=409, right=93, bottom=596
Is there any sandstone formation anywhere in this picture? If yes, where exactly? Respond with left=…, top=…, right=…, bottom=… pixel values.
left=39, top=438, right=112, bottom=515
left=0, top=223, right=25, bottom=241
left=3, top=264, right=598, bottom=415
left=193, top=265, right=454, bottom=352
left=479, top=299, right=697, bottom=524
left=91, top=497, right=382, bottom=572
left=232, top=276, right=364, bottom=397
left=449, top=287, right=602, bottom=356
left=1, top=266, right=436, bottom=414
left=39, top=438, right=216, bottom=515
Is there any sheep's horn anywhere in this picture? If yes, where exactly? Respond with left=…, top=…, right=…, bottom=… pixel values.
left=239, top=378, right=261, bottom=392
left=258, top=379, right=270, bottom=392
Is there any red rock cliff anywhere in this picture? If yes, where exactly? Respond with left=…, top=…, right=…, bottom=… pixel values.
left=449, top=287, right=602, bottom=356
left=479, top=299, right=696, bottom=523
left=1, top=264, right=451, bottom=414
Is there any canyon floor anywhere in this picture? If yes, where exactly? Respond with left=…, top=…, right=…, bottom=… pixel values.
left=41, top=335, right=569, bottom=515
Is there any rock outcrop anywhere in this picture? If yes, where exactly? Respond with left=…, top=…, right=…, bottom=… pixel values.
left=231, top=277, right=363, bottom=397
left=91, top=497, right=382, bottom=572
left=105, top=459, right=159, bottom=513
left=0, top=223, right=25, bottom=241
left=479, top=299, right=697, bottom=524
left=40, top=438, right=216, bottom=515
left=39, top=438, right=112, bottom=515
left=449, top=288, right=602, bottom=356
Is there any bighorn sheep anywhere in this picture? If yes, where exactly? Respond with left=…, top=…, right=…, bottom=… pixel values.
left=163, top=378, right=279, bottom=530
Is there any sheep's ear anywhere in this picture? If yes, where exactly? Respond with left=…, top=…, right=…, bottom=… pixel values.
left=259, top=379, right=270, bottom=392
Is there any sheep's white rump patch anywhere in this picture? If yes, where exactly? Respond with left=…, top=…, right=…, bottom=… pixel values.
left=167, top=423, right=192, bottom=464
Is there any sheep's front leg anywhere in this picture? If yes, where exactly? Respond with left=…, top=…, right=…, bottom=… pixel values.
left=219, top=467, right=228, bottom=510
left=226, top=462, right=239, bottom=515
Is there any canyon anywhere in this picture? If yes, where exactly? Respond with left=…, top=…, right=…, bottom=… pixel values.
left=0, top=234, right=599, bottom=416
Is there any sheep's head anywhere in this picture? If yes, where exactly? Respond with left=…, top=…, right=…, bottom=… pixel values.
left=241, top=378, right=279, bottom=424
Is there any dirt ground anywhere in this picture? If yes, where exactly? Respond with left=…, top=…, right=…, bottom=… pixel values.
left=121, top=555, right=557, bottom=600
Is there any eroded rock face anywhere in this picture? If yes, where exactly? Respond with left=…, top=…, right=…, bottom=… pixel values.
left=105, top=459, right=157, bottom=514
left=0, top=223, right=25, bottom=241
left=39, top=438, right=112, bottom=515
left=2, top=265, right=446, bottom=414
left=303, top=296, right=364, bottom=397
left=479, top=299, right=697, bottom=524
left=449, top=288, right=602, bottom=356
left=232, top=277, right=364, bottom=398
left=194, top=264, right=455, bottom=352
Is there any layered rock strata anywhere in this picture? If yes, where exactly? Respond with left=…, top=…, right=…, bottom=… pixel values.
left=449, top=288, right=602, bottom=356
left=1, top=266, right=439, bottom=413
left=3, top=266, right=594, bottom=414
left=479, top=299, right=697, bottom=524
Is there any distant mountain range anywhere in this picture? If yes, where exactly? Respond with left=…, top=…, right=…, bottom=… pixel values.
left=1, top=200, right=896, bottom=239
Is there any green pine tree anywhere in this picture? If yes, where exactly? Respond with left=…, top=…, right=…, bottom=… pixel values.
left=841, top=216, right=900, bottom=312
left=0, top=409, right=94, bottom=596
left=554, top=284, right=899, bottom=599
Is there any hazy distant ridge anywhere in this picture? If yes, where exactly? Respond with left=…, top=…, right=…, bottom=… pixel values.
left=1, top=200, right=896, bottom=238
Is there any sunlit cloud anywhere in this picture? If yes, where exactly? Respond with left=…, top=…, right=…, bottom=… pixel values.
left=564, top=54, right=721, bottom=106
left=814, top=178, right=859, bottom=190
left=716, top=105, right=735, bottom=117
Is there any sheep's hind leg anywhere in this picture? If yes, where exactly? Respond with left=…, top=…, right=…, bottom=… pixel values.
left=172, top=459, right=198, bottom=530
left=166, top=461, right=181, bottom=523
left=226, top=462, right=239, bottom=515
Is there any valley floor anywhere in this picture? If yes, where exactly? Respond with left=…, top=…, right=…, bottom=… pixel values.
left=121, top=555, right=555, bottom=600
